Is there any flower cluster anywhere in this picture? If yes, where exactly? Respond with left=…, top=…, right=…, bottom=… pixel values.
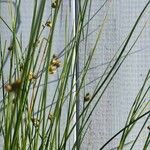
left=5, top=79, right=21, bottom=93
left=49, top=54, right=61, bottom=74
left=29, top=72, right=37, bottom=80
left=31, top=117, right=40, bottom=127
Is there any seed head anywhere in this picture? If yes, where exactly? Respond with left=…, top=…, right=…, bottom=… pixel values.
left=49, top=65, right=57, bottom=74
left=5, top=84, right=13, bottom=92
left=48, top=113, right=54, bottom=122
left=84, top=93, right=91, bottom=102
left=51, top=55, right=61, bottom=67
left=29, top=72, right=37, bottom=80
left=8, top=45, right=13, bottom=51
left=5, top=79, right=21, bottom=93
left=51, top=1, right=57, bottom=8
left=31, top=117, right=40, bottom=127
left=48, top=54, right=61, bottom=74
left=45, top=21, right=52, bottom=28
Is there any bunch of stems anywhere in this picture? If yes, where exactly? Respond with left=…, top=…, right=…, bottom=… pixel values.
left=0, top=0, right=150, bottom=149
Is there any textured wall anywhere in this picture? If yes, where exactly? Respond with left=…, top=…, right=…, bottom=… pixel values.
left=80, top=0, right=150, bottom=149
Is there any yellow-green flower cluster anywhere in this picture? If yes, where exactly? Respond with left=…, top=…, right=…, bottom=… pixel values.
left=49, top=54, right=61, bottom=74
left=29, top=72, right=37, bottom=80
left=31, top=117, right=40, bottom=127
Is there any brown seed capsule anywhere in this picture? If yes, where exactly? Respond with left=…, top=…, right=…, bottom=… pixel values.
left=147, top=125, right=150, bottom=130
left=5, top=79, right=21, bottom=93
left=31, top=117, right=40, bottom=127
left=5, top=84, right=13, bottom=92
left=51, top=1, right=57, bottom=8
left=29, top=72, right=37, bottom=80
left=53, top=54, right=57, bottom=58
left=48, top=54, right=61, bottom=74
left=48, top=113, right=54, bottom=122
left=49, top=65, right=57, bottom=74
left=8, top=45, right=13, bottom=51
left=84, top=93, right=91, bottom=102
left=51, top=57, right=61, bottom=68
left=45, top=21, right=52, bottom=28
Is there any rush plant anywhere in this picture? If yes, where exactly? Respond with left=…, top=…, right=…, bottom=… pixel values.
left=0, top=0, right=149, bottom=149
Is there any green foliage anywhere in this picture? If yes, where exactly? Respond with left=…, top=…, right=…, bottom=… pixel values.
left=0, top=0, right=149, bottom=149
